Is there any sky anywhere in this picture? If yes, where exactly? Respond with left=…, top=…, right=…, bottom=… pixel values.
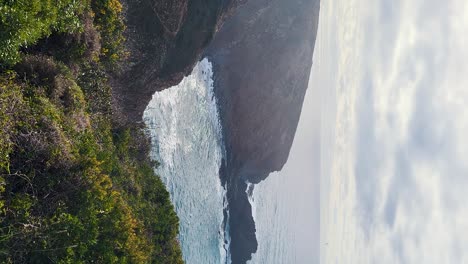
left=321, top=0, right=468, bottom=263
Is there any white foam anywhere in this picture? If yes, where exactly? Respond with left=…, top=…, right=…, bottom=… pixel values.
left=143, top=59, right=230, bottom=264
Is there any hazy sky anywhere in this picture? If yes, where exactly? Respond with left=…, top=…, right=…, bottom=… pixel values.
left=321, top=0, right=468, bottom=263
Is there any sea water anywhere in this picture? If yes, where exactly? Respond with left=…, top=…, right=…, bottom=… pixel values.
left=246, top=176, right=299, bottom=264
left=143, top=59, right=229, bottom=264
left=247, top=66, right=321, bottom=264
left=247, top=13, right=324, bottom=261
left=247, top=156, right=320, bottom=264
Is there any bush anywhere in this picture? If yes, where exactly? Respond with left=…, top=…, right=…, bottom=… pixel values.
left=0, top=72, right=23, bottom=173
left=91, top=0, right=126, bottom=65
left=0, top=0, right=87, bottom=66
left=0, top=60, right=183, bottom=264
left=0, top=0, right=183, bottom=262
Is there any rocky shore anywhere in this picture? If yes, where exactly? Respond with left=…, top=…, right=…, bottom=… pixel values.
left=118, top=0, right=320, bottom=263
left=116, top=0, right=243, bottom=121
left=206, top=0, right=320, bottom=262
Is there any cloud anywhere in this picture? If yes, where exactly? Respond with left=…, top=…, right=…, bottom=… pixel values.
left=322, top=0, right=468, bottom=263
left=350, top=0, right=468, bottom=263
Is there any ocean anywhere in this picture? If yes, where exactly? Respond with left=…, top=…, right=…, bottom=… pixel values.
left=143, top=59, right=229, bottom=264
left=143, top=55, right=320, bottom=263
left=247, top=71, right=321, bottom=264
left=246, top=175, right=300, bottom=264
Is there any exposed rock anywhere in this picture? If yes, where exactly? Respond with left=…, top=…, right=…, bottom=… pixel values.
left=117, top=0, right=244, bottom=121
left=116, top=0, right=320, bottom=262
left=149, top=0, right=188, bottom=36
left=206, top=0, right=321, bottom=262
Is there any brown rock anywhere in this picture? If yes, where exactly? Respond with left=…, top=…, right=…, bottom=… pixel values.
left=116, top=0, right=244, bottom=121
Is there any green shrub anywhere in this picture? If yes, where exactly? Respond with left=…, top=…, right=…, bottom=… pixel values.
left=0, top=72, right=23, bottom=173
left=0, top=0, right=87, bottom=66
left=91, top=0, right=126, bottom=65
left=0, top=0, right=183, bottom=262
left=0, top=59, right=183, bottom=264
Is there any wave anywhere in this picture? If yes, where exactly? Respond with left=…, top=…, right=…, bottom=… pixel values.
left=143, top=59, right=230, bottom=264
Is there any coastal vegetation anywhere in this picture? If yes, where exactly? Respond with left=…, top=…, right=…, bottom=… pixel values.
left=0, top=0, right=183, bottom=263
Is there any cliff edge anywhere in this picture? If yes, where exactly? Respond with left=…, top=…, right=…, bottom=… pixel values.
left=206, top=0, right=320, bottom=262
left=116, top=0, right=243, bottom=121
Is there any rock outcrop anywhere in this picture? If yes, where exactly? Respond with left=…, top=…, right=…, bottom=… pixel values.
left=117, top=0, right=243, bottom=121
left=117, top=0, right=320, bottom=263
left=205, top=0, right=320, bottom=263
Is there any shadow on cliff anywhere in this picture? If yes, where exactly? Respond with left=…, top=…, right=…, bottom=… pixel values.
left=116, top=0, right=320, bottom=263
left=115, top=0, right=244, bottom=122
left=206, top=0, right=321, bottom=262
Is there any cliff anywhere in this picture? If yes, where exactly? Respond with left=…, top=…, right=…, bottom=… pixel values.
left=205, top=0, right=321, bottom=262
left=113, top=0, right=320, bottom=262
left=116, top=0, right=244, bottom=121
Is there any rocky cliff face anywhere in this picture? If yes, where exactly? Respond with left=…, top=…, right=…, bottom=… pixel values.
left=207, top=0, right=320, bottom=184
left=118, top=0, right=320, bottom=263
left=117, top=0, right=243, bottom=121
left=206, top=0, right=320, bottom=263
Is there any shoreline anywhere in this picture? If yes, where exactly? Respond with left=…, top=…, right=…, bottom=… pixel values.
left=206, top=0, right=321, bottom=262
